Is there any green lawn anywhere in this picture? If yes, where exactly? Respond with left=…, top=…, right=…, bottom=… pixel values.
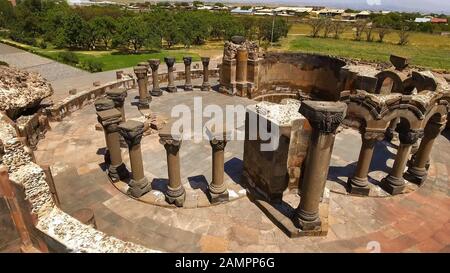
left=283, top=23, right=450, bottom=71
left=1, top=39, right=201, bottom=71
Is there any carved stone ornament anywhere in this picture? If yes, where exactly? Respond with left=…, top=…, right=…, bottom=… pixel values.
left=299, top=101, right=347, bottom=134
left=183, top=57, right=192, bottom=66
left=148, top=59, right=160, bottom=70
left=164, top=57, right=175, bottom=68
left=118, top=120, right=145, bottom=148
left=97, top=108, right=122, bottom=132
left=106, top=88, right=127, bottom=107
left=398, top=129, right=424, bottom=145
left=94, top=98, right=115, bottom=112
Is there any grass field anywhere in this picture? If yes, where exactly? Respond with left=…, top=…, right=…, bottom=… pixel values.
left=0, top=39, right=203, bottom=71
left=2, top=22, right=449, bottom=72
left=281, top=23, right=450, bottom=71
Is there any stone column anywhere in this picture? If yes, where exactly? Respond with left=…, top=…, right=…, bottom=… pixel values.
left=118, top=120, right=151, bottom=198
left=293, top=101, right=347, bottom=231
left=347, top=130, right=384, bottom=195
left=381, top=126, right=423, bottom=195
left=236, top=48, right=248, bottom=83
left=385, top=117, right=399, bottom=142
left=106, top=88, right=127, bottom=122
left=159, top=129, right=185, bottom=207
left=40, top=164, right=60, bottom=207
left=206, top=124, right=231, bottom=203
left=148, top=59, right=162, bottom=96
left=164, top=57, right=177, bottom=92
left=183, top=56, right=193, bottom=91
left=134, top=66, right=150, bottom=109
left=405, top=118, right=446, bottom=185
left=97, top=108, right=129, bottom=182
left=201, top=57, right=210, bottom=91
left=94, top=98, right=115, bottom=163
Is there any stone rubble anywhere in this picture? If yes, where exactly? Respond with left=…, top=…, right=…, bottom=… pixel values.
left=0, top=65, right=53, bottom=114
left=255, top=99, right=303, bottom=126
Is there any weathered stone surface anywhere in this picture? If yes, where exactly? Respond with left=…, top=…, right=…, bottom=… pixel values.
left=390, top=55, right=409, bottom=71
left=0, top=66, right=53, bottom=118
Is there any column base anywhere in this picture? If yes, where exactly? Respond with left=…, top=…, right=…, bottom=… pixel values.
left=166, top=185, right=186, bottom=207
left=151, top=89, right=162, bottom=96
left=184, top=84, right=193, bottom=91
left=138, top=100, right=150, bottom=109
left=201, top=82, right=210, bottom=91
left=166, top=86, right=177, bottom=93
left=128, top=177, right=151, bottom=198
left=347, top=177, right=371, bottom=196
left=108, top=163, right=129, bottom=182
left=292, top=210, right=322, bottom=231
left=380, top=175, right=405, bottom=195
left=208, top=189, right=229, bottom=204
left=404, top=167, right=428, bottom=185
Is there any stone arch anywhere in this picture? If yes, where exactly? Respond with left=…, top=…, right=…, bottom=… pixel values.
left=375, top=70, right=405, bottom=94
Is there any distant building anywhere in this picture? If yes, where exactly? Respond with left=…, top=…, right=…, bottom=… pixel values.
left=356, top=10, right=371, bottom=19
left=431, top=18, right=448, bottom=24
left=314, top=8, right=345, bottom=17
left=230, top=7, right=254, bottom=15
left=341, top=13, right=357, bottom=21
left=415, top=18, right=432, bottom=23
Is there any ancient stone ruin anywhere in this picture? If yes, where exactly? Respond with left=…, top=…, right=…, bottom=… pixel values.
left=1, top=37, right=449, bottom=252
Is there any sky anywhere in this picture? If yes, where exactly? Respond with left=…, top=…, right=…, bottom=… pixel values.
left=210, top=0, right=450, bottom=14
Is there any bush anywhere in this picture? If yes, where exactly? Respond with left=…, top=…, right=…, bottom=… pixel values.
left=80, top=59, right=104, bottom=72
left=0, top=61, right=9, bottom=66
left=57, top=51, right=79, bottom=65
left=9, top=32, right=35, bottom=46
left=37, top=41, right=47, bottom=49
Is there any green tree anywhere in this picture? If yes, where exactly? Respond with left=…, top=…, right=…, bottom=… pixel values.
left=113, top=16, right=149, bottom=53
left=0, top=0, right=15, bottom=28
left=91, top=16, right=116, bottom=49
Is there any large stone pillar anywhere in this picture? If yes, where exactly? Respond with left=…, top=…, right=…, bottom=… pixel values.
left=118, top=120, right=151, bottom=198
left=106, top=88, right=127, bottom=122
left=159, top=129, right=185, bottom=207
left=183, top=56, right=193, bottom=91
left=381, top=125, right=423, bottom=195
left=347, top=130, right=384, bottom=195
left=97, top=108, right=129, bottom=182
left=201, top=57, right=210, bottom=91
left=148, top=59, right=162, bottom=96
left=134, top=66, right=150, bottom=109
left=293, top=101, right=347, bottom=231
left=206, top=124, right=231, bottom=203
left=164, top=57, right=177, bottom=92
left=236, top=48, right=248, bottom=83
left=404, top=118, right=446, bottom=185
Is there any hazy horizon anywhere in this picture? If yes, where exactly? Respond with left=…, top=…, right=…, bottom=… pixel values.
left=114, top=0, right=450, bottom=14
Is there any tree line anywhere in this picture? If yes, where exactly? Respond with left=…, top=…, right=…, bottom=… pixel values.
left=0, top=0, right=289, bottom=52
left=305, top=12, right=450, bottom=46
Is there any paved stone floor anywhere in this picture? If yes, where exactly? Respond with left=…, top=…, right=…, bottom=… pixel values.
left=32, top=82, right=450, bottom=252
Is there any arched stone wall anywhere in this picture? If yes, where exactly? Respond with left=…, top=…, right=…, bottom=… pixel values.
left=255, top=53, right=347, bottom=101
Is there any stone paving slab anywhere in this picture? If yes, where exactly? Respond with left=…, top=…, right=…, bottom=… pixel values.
left=33, top=87, right=450, bottom=252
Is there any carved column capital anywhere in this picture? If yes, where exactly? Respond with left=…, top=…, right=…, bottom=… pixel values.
left=183, top=56, right=192, bottom=66
left=117, top=120, right=144, bottom=148
left=159, top=136, right=182, bottom=155
left=164, top=57, right=175, bottom=68
left=106, top=88, right=127, bottom=108
left=299, top=101, right=347, bottom=134
left=94, top=98, right=115, bottom=112
left=398, top=129, right=424, bottom=145
left=133, top=66, right=148, bottom=79
left=201, top=57, right=210, bottom=66
left=210, top=139, right=227, bottom=152
left=362, top=129, right=385, bottom=142
left=97, top=108, right=122, bottom=133
left=148, top=59, right=160, bottom=71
